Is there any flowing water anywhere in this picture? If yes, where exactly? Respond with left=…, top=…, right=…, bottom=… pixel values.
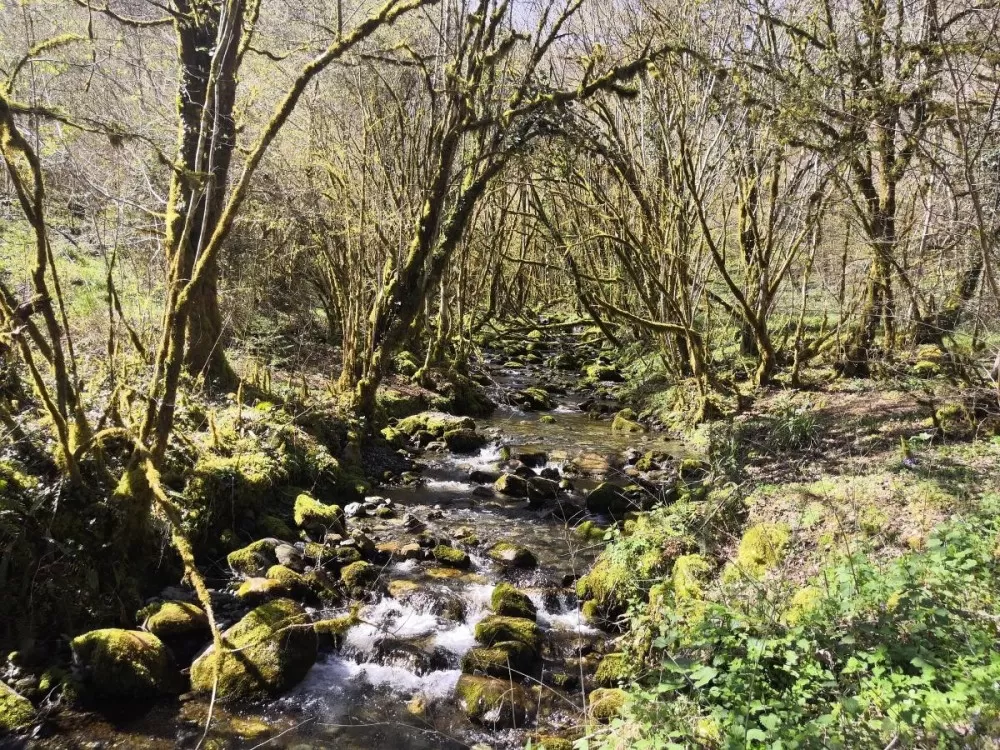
left=31, top=366, right=684, bottom=750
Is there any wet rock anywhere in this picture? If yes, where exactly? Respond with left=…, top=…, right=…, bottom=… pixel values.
left=294, top=493, right=346, bottom=538
left=444, top=428, right=487, bottom=454
left=512, top=463, right=537, bottom=479
left=399, top=543, right=424, bottom=560
left=474, top=616, right=543, bottom=653
left=585, top=482, right=630, bottom=515
left=611, top=409, right=645, bottom=433
left=487, top=542, right=538, bottom=569
left=584, top=363, right=624, bottom=383
left=387, top=580, right=421, bottom=599
left=454, top=674, right=531, bottom=728
left=227, top=538, right=279, bottom=578
left=540, top=466, right=561, bottom=481
left=374, top=506, right=395, bottom=519
left=461, top=641, right=536, bottom=678
left=588, top=687, right=626, bottom=722
left=491, top=583, right=537, bottom=620
left=513, top=450, right=548, bottom=467
left=71, top=629, right=181, bottom=700
left=470, top=468, right=502, bottom=484
left=432, top=545, right=471, bottom=569
left=472, top=486, right=494, bottom=498
left=0, top=681, right=34, bottom=731
left=344, top=502, right=366, bottom=519
left=426, top=567, right=464, bottom=580
left=236, top=577, right=295, bottom=606
left=527, top=476, right=559, bottom=504
left=340, top=561, right=379, bottom=596
left=190, top=599, right=316, bottom=700
left=275, top=544, right=305, bottom=571
left=515, top=388, right=553, bottom=411
left=143, top=602, right=209, bottom=640
left=403, top=514, right=427, bottom=533
left=494, top=473, right=528, bottom=498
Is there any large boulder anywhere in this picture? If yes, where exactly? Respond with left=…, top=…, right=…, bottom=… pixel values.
left=527, top=476, right=559, bottom=504
left=294, top=493, right=346, bottom=537
left=454, top=674, right=532, bottom=728
left=71, top=629, right=181, bottom=700
left=494, top=473, right=528, bottom=498
left=474, top=615, right=543, bottom=654
left=190, top=599, right=316, bottom=700
left=491, top=583, right=537, bottom=620
left=226, top=538, right=280, bottom=577
left=487, top=542, right=538, bottom=569
left=143, top=601, right=209, bottom=640
left=444, top=428, right=487, bottom=454
left=340, top=561, right=379, bottom=597
left=585, top=482, right=631, bottom=515
left=0, top=681, right=34, bottom=731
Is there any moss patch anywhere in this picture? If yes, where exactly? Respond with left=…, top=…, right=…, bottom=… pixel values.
left=432, top=545, right=471, bottom=568
left=487, top=542, right=537, bottom=569
left=491, top=583, right=537, bottom=620
left=0, top=681, right=34, bottom=731
left=144, top=601, right=209, bottom=639
left=474, top=615, right=543, bottom=653
left=293, top=493, right=345, bottom=537
left=461, top=641, right=536, bottom=677
left=454, top=674, right=531, bottom=728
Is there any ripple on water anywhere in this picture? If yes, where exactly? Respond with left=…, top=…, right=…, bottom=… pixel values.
left=293, top=655, right=462, bottom=704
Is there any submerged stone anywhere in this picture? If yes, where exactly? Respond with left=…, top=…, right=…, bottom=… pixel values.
left=454, top=674, right=531, bottom=728
left=490, top=583, right=537, bottom=620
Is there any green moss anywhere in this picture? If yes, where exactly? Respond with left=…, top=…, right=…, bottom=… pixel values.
left=461, top=640, right=536, bottom=677
left=396, top=412, right=475, bottom=438
left=70, top=629, right=180, bottom=699
left=474, top=615, right=543, bottom=652
left=314, top=609, right=360, bottom=637
left=256, top=514, right=294, bottom=540
left=236, top=577, right=294, bottom=604
left=487, top=542, right=537, bottom=569
left=381, top=426, right=407, bottom=448
left=293, top=493, right=345, bottom=536
left=376, top=388, right=427, bottom=419
left=227, top=539, right=278, bottom=577
left=494, top=473, right=528, bottom=498
left=340, top=561, right=379, bottom=596
left=539, top=415, right=557, bottom=424
left=444, top=428, right=486, bottom=453
left=612, top=410, right=645, bottom=433
left=588, top=687, right=626, bottom=722
left=454, top=674, right=530, bottom=728
left=190, top=598, right=316, bottom=700
left=532, top=737, right=573, bottom=750
left=517, top=387, right=553, bottom=410
left=432, top=545, right=470, bottom=568
left=733, top=522, right=790, bottom=579
left=672, top=554, right=711, bottom=600
left=184, top=450, right=287, bottom=537
left=144, top=601, right=209, bottom=639
left=267, top=565, right=306, bottom=586
left=0, top=681, right=34, bottom=731
left=491, top=583, right=537, bottom=620
left=784, top=586, right=823, bottom=625
left=574, top=520, right=607, bottom=542
left=594, top=652, right=633, bottom=686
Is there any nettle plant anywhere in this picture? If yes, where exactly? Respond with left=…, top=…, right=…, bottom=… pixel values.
left=601, top=496, right=1000, bottom=749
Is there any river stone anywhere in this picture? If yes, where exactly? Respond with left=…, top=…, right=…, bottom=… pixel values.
left=340, top=561, right=379, bottom=596
left=190, top=599, right=316, bottom=700
left=487, top=542, right=538, bottom=569
left=227, top=538, right=280, bottom=577
left=494, top=473, right=528, bottom=498
left=527, top=476, right=559, bottom=504
left=432, top=545, right=470, bottom=568
left=236, top=577, right=295, bottom=606
left=512, top=450, right=547, bottom=467
left=461, top=640, right=536, bottom=677
left=275, top=543, right=304, bottom=571
left=474, top=615, right=543, bottom=653
left=71, top=629, right=181, bottom=700
left=344, top=502, right=366, bottom=519
left=585, top=482, right=630, bottom=515
left=512, top=463, right=537, bottom=479
left=454, top=674, right=531, bottom=728
left=0, top=681, right=33, bottom=731
left=399, top=543, right=424, bottom=560
left=540, top=466, right=560, bottom=481
left=445, top=428, right=487, bottom=454
left=470, top=469, right=502, bottom=484
left=491, top=583, right=537, bottom=620
left=594, top=652, right=633, bottom=686
left=144, top=601, right=209, bottom=640
left=294, top=494, right=346, bottom=537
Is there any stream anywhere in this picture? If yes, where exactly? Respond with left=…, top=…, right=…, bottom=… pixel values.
left=31, top=363, right=684, bottom=750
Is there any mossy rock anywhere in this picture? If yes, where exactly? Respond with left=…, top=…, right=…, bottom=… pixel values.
left=227, top=538, right=279, bottom=577
left=396, top=412, right=475, bottom=438
left=303, top=569, right=343, bottom=603
left=444, top=428, right=487, bottom=454
left=671, top=554, right=711, bottom=600
left=267, top=564, right=307, bottom=587
left=584, top=364, right=624, bottom=383
left=190, top=599, right=316, bottom=700
left=293, top=493, right=345, bottom=537
left=256, top=514, right=294, bottom=540
left=539, top=415, right=557, bottom=425
left=70, top=629, right=181, bottom=700
left=340, top=561, right=379, bottom=596
left=144, top=601, right=209, bottom=640
left=494, top=473, right=528, bottom=498
left=461, top=641, right=536, bottom=677
left=387, top=580, right=422, bottom=599
left=474, top=615, right=543, bottom=653
left=376, top=388, right=428, bottom=419
left=454, top=674, right=531, bottom=728
left=585, top=482, right=630, bottom=515
left=314, top=609, right=360, bottom=638
left=381, top=426, right=407, bottom=448
left=487, top=542, right=538, bottom=569
left=432, top=545, right=470, bottom=568
left=611, top=413, right=645, bottom=433
left=594, top=652, right=632, bottom=686
left=516, top=388, right=553, bottom=411
left=392, top=351, right=421, bottom=377
left=184, top=450, right=288, bottom=538
left=236, top=577, right=298, bottom=605
left=531, top=736, right=574, bottom=750
left=491, top=583, right=536, bottom=620
left=574, top=520, right=607, bottom=543
left=588, top=687, right=626, bottom=722
left=0, top=681, right=34, bottom=731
